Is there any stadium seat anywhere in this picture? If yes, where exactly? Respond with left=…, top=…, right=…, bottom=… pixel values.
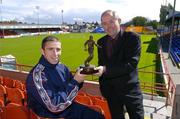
left=77, top=91, right=87, bottom=96
left=0, top=99, right=5, bottom=107
left=0, top=103, right=38, bottom=119
left=74, top=95, right=93, bottom=106
left=170, top=38, right=180, bottom=67
left=14, top=80, right=25, bottom=91
left=92, top=98, right=112, bottom=119
left=86, top=93, right=105, bottom=101
left=5, top=87, right=25, bottom=106
left=0, top=76, right=3, bottom=85
left=3, top=77, right=15, bottom=88
left=0, top=84, right=7, bottom=105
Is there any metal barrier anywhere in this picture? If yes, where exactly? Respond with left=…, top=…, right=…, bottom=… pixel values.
left=0, top=62, right=33, bottom=72
left=172, top=84, right=180, bottom=119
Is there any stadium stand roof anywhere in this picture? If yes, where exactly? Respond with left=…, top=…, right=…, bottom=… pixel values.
left=166, top=11, right=180, bottom=22
left=0, top=24, right=62, bottom=29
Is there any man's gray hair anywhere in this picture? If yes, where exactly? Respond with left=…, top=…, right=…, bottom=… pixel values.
left=101, top=10, right=121, bottom=24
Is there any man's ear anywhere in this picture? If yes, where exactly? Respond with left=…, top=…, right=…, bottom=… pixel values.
left=118, top=18, right=121, bottom=24
left=41, top=48, right=45, bottom=55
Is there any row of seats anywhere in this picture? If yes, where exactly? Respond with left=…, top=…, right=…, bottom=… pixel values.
left=170, top=37, right=180, bottom=67
left=0, top=84, right=25, bottom=107
left=75, top=91, right=111, bottom=119
left=0, top=76, right=26, bottom=106
left=0, top=103, right=64, bottom=119
left=0, top=30, right=18, bottom=36
left=0, top=76, right=25, bottom=91
left=0, top=76, right=111, bottom=119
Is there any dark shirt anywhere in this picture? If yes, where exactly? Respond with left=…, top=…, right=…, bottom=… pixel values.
left=106, top=31, right=121, bottom=59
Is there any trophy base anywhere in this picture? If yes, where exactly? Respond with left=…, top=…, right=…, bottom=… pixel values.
left=80, top=65, right=98, bottom=75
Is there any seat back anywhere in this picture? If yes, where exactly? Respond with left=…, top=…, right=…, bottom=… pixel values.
left=77, top=91, right=87, bottom=96
left=0, top=84, right=7, bottom=105
left=14, top=80, right=25, bottom=91
left=5, top=87, right=25, bottom=106
left=3, top=77, right=15, bottom=88
left=86, top=93, right=105, bottom=101
left=74, top=95, right=93, bottom=106
left=92, top=98, right=112, bottom=119
left=1, top=103, right=29, bottom=119
left=0, top=76, right=3, bottom=85
left=0, top=99, right=5, bottom=107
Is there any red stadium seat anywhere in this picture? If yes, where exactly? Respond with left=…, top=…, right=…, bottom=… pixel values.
left=77, top=91, right=87, bottom=96
left=14, top=80, right=25, bottom=91
left=86, top=93, right=105, bottom=101
left=3, top=77, right=15, bottom=88
left=5, top=87, right=25, bottom=106
left=92, top=98, right=112, bottom=119
left=74, top=95, right=93, bottom=106
left=0, top=84, right=7, bottom=105
left=0, top=103, right=30, bottom=119
left=0, top=76, right=3, bottom=85
left=0, top=99, right=5, bottom=107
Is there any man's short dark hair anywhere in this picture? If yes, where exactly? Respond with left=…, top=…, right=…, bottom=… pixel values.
left=42, top=36, right=60, bottom=49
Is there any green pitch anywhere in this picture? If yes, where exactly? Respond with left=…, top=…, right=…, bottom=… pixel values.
left=0, top=33, right=159, bottom=84
left=0, top=33, right=104, bottom=70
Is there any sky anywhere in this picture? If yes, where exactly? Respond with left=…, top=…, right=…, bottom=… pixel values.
left=0, top=0, right=180, bottom=24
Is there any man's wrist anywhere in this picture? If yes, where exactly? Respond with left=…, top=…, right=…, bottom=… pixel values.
left=103, top=66, right=106, bottom=73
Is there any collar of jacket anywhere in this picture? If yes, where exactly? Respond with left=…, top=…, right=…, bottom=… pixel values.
left=39, top=55, right=58, bottom=68
left=107, top=29, right=124, bottom=41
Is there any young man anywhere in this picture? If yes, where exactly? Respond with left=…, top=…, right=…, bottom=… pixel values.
left=26, top=36, right=104, bottom=119
left=95, top=10, right=144, bottom=119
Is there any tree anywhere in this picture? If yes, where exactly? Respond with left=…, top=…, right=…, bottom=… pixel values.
left=146, top=20, right=159, bottom=29
left=123, top=20, right=133, bottom=26
left=132, top=16, right=148, bottom=26
left=159, top=3, right=173, bottom=25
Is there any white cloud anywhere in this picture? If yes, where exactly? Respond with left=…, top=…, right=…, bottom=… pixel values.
left=0, top=0, right=180, bottom=24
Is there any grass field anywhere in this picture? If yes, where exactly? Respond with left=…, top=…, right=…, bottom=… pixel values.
left=0, top=33, right=160, bottom=84
left=0, top=33, right=104, bottom=70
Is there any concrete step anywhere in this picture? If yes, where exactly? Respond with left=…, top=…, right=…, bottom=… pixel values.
left=143, top=94, right=167, bottom=102
left=125, top=112, right=169, bottom=119
left=143, top=99, right=172, bottom=118
left=123, top=98, right=172, bottom=119
left=145, top=112, right=171, bottom=119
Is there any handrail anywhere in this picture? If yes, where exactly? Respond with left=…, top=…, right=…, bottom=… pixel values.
left=159, top=47, right=176, bottom=106
left=0, top=62, right=33, bottom=72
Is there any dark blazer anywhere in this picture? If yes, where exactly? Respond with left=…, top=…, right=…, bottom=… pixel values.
left=97, top=31, right=141, bottom=94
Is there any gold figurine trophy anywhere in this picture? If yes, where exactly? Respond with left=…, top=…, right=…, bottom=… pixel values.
left=80, top=35, right=100, bottom=74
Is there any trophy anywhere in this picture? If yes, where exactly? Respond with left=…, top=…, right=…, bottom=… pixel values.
left=80, top=35, right=100, bottom=74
